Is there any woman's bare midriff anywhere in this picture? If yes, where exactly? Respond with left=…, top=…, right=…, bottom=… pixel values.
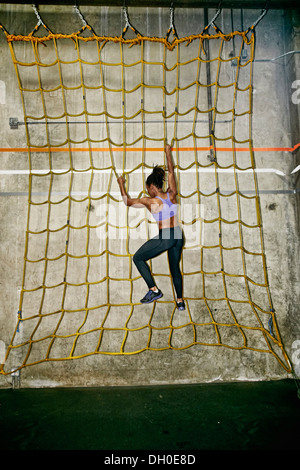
left=158, top=215, right=178, bottom=230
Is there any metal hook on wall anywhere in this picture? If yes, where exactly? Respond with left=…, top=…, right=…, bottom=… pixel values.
left=166, top=2, right=179, bottom=41
left=202, top=1, right=223, bottom=34
left=122, top=4, right=141, bottom=38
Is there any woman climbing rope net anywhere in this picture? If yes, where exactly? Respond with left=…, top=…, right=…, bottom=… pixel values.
left=117, top=144, right=185, bottom=311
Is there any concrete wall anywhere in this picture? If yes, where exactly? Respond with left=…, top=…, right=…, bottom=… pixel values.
left=0, top=5, right=299, bottom=388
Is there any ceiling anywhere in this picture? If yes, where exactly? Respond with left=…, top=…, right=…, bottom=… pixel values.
left=0, top=0, right=298, bottom=9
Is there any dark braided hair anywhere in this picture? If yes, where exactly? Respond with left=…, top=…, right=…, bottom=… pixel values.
left=146, top=165, right=165, bottom=189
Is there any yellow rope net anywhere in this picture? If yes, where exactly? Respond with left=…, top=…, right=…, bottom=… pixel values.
left=0, top=9, right=292, bottom=375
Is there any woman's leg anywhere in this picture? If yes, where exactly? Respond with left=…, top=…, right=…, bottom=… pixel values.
left=133, top=235, right=172, bottom=290
left=167, top=236, right=184, bottom=300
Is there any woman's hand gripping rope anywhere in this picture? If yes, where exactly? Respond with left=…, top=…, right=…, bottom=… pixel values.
left=117, top=173, right=129, bottom=206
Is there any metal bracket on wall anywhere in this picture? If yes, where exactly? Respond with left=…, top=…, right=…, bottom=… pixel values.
left=11, top=369, right=20, bottom=389
left=9, top=117, right=19, bottom=129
